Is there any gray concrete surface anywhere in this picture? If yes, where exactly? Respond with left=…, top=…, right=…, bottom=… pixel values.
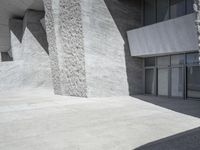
left=0, top=10, right=52, bottom=91
left=81, top=0, right=131, bottom=97
left=103, top=0, right=144, bottom=95
left=44, top=0, right=143, bottom=97
left=127, top=13, right=198, bottom=57
left=0, top=89, right=200, bottom=150
left=135, top=127, right=200, bottom=150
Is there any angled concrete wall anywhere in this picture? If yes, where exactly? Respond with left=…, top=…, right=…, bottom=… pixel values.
left=103, top=0, right=144, bottom=95
left=44, top=0, right=143, bottom=97
left=0, top=10, right=52, bottom=91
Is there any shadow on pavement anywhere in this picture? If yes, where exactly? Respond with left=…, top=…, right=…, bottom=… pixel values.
left=134, top=127, right=200, bottom=150
left=133, top=95, right=200, bottom=118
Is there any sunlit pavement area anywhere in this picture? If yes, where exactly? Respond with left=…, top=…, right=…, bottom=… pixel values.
left=0, top=89, right=200, bottom=150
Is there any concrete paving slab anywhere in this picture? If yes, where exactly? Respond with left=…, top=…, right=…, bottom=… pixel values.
left=0, top=89, right=200, bottom=150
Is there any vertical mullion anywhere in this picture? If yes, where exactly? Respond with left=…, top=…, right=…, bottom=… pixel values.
left=169, top=56, right=171, bottom=97
left=185, top=0, right=187, bottom=15
left=142, top=0, right=145, bottom=26
left=155, top=56, right=158, bottom=96
left=155, top=0, right=157, bottom=23
left=169, top=0, right=171, bottom=19
left=184, top=53, right=187, bottom=99
left=143, top=58, right=146, bottom=94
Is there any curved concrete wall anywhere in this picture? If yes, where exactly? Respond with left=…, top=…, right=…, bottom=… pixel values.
left=127, top=13, right=198, bottom=57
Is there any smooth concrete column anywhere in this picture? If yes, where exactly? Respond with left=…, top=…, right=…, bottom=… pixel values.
left=43, top=0, right=87, bottom=97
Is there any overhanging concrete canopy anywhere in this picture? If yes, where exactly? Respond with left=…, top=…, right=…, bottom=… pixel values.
left=127, top=13, right=198, bottom=57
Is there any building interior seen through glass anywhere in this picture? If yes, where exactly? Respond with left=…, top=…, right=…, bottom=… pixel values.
left=144, top=0, right=194, bottom=25
left=144, top=52, right=200, bottom=99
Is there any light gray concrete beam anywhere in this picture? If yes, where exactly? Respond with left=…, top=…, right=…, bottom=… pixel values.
left=128, top=13, right=198, bottom=57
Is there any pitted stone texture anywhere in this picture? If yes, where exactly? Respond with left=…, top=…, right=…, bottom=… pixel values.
left=194, top=0, right=200, bottom=53
left=44, top=0, right=87, bottom=97
left=43, top=0, right=63, bottom=95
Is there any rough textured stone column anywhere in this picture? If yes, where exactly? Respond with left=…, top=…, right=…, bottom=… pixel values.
left=194, top=0, right=200, bottom=55
left=43, top=0, right=87, bottom=97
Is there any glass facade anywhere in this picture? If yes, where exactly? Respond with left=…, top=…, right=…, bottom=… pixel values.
left=170, top=0, right=186, bottom=19
left=171, top=54, right=185, bottom=65
left=144, top=0, right=194, bottom=25
left=157, top=0, right=170, bottom=22
left=186, top=53, right=200, bottom=64
left=186, top=0, right=194, bottom=13
left=144, top=52, right=200, bottom=99
left=157, top=56, right=170, bottom=66
left=144, top=0, right=156, bottom=25
left=145, top=57, right=156, bottom=67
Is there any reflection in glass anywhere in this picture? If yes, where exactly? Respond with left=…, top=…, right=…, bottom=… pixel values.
left=144, top=0, right=156, bottom=25
left=157, top=0, right=169, bottom=22
left=186, top=53, right=199, bottom=64
left=171, top=54, right=185, bottom=65
left=157, top=56, right=170, bottom=67
left=171, top=68, right=183, bottom=97
left=187, top=66, right=200, bottom=98
left=170, top=0, right=185, bottom=18
left=145, top=69, right=155, bottom=94
left=186, top=0, right=194, bottom=14
left=158, top=69, right=169, bottom=96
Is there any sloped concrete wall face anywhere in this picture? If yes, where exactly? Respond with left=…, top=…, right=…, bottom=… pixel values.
left=81, top=0, right=129, bottom=97
left=102, top=0, right=144, bottom=95
left=21, top=10, right=52, bottom=88
left=0, top=11, right=53, bottom=91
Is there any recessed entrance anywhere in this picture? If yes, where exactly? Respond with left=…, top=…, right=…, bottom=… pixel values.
left=144, top=52, right=200, bottom=99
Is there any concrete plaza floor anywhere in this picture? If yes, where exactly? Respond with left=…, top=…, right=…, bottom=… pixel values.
left=0, top=89, right=200, bottom=150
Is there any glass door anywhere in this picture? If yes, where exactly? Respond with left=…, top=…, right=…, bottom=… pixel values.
left=187, top=66, right=200, bottom=99
left=170, top=54, right=185, bottom=98
left=186, top=53, right=200, bottom=99
left=171, top=67, right=184, bottom=97
left=158, top=68, right=169, bottom=96
left=157, top=56, right=170, bottom=96
left=145, top=69, right=156, bottom=95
